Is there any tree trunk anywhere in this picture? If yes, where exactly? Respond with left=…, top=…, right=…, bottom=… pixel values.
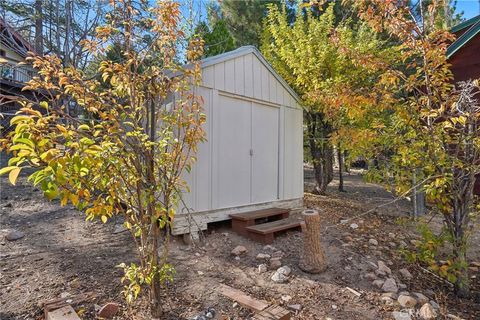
left=306, top=112, right=333, bottom=195
left=338, top=144, right=345, bottom=192
left=34, top=0, right=43, bottom=54
left=299, top=209, right=327, bottom=273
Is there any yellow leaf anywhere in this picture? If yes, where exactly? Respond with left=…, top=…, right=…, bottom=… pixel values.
left=8, top=167, right=21, bottom=185
left=101, top=215, right=108, bottom=223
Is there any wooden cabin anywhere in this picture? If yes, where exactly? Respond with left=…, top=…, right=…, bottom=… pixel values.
left=0, top=18, right=38, bottom=166
left=447, top=15, right=480, bottom=194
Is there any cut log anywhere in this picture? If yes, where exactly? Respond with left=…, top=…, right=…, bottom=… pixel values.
left=299, top=209, right=326, bottom=273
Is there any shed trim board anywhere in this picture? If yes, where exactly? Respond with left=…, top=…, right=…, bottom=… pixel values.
left=173, top=47, right=304, bottom=236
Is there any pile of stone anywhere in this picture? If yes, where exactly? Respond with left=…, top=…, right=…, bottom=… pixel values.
left=364, top=260, right=442, bottom=320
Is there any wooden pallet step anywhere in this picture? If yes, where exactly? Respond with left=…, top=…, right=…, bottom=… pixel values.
left=230, top=208, right=290, bottom=237
left=246, top=218, right=302, bottom=235
left=245, top=218, right=302, bottom=244
left=229, top=208, right=289, bottom=221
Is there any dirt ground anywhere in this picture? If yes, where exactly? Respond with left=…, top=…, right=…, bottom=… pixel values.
left=1, top=169, right=479, bottom=319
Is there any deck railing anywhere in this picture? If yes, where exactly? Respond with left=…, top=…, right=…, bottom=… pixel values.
left=0, top=64, right=34, bottom=83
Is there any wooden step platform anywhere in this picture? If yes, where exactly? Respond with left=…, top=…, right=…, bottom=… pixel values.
left=245, top=218, right=302, bottom=244
left=230, top=208, right=289, bottom=236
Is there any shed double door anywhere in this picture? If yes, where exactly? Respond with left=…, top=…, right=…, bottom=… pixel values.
left=217, top=94, right=279, bottom=208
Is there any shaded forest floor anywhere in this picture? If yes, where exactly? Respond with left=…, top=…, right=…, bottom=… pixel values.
left=1, top=169, right=479, bottom=319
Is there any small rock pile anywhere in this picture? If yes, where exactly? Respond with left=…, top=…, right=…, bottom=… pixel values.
left=365, top=261, right=440, bottom=320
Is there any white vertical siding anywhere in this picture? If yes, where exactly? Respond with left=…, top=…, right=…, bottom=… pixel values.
left=234, top=56, right=245, bottom=95
left=224, top=59, right=235, bottom=93
left=253, top=56, right=262, bottom=100
left=214, top=63, right=225, bottom=91
left=283, top=106, right=304, bottom=199
left=202, top=66, right=214, bottom=88
left=244, top=54, right=254, bottom=97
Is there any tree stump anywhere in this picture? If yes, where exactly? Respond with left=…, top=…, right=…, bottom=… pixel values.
left=299, top=209, right=327, bottom=273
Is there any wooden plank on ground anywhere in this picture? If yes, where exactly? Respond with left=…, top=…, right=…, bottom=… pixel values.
left=46, top=305, right=81, bottom=320
left=217, top=284, right=268, bottom=312
left=253, top=305, right=291, bottom=320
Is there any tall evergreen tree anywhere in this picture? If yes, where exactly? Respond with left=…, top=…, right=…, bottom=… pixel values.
left=194, top=19, right=236, bottom=57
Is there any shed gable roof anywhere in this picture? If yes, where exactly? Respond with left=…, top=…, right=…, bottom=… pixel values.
left=201, top=46, right=301, bottom=103
left=447, top=15, right=480, bottom=59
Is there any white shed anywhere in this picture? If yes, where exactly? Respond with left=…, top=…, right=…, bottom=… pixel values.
left=174, top=46, right=303, bottom=236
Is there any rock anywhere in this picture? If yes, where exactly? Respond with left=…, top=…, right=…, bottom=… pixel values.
left=287, top=304, right=302, bottom=312
left=340, top=219, right=349, bottom=224
left=271, top=250, right=284, bottom=258
left=413, top=292, right=429, bottom=305
left=419, top=303, right=437, bottom=319
left=399, top=240, right=408, bottom=248
left=234, top=256, right=240, bottom=261
left=377, top=261, right=392, bottom=275
left=397, top=295, right=417, bottom=308
left=331, top=304, right=337, bottom=310
left=5, top=230, right=24, bottom=241
left=388, top=232, right=396, bottom=238
left=372, top=279, right=384, bottom=288
left=269, top=258, right=282, bottom=269
left=375, top=269, right=387, bottom=277
left=399, top=268, right=413, bottom=280
left=98, top=302, right=120, bottom=319
left=364, top=273, right=378, bottom=281
left=369, top=238, right=378, bottom=246
left=380, top=296, right=395, bottom=305
left=271, top=272, right=288, bottom=283
left=381, top=278, right=398, bottom=293
left=60, top=292, right=70, bottom=299
left=382, top=292, right=398, bottom=299
left=231, top=246, right=247, bottom=256
left=191, top=307, right=216, bottom=320
left=258, top=264, right=267, bottom=273
left=410, top=239, right=420, bottom=246
left=277, top=266, right=291, bottom=276
left=271, top=266, right=291, bottom=283
left=256, top=253, right=271, bottom=260
left=471, top=261, right=480, bottom=267
left=263, top=245, right=276, bottom=251
left=281, top=295, right=292, bottom=303
left=350, top=223, right=359, bottom=229
left=430, top=300, right=440, bottom=310
left=389, top=242, right=397, bottom=248
left=398, top=283, right=407, bottom=290
left=392, top=311, right=412, bottom=320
